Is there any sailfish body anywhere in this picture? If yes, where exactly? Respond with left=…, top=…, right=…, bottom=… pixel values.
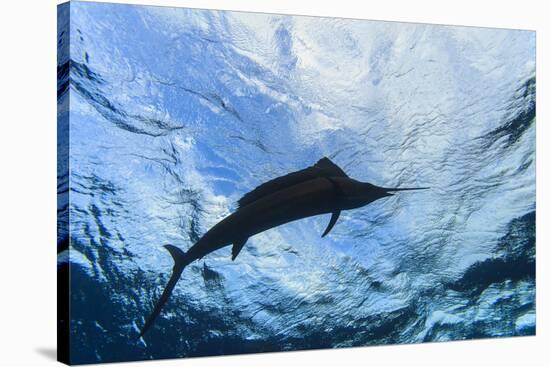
left=137, top=157, right=427, bottom=338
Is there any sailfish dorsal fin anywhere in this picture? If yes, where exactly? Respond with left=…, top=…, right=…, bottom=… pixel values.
left=237, top=157, right=348, bottom=209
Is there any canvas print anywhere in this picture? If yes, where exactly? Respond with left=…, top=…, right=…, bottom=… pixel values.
left=57, top=1, right=536, bottom=365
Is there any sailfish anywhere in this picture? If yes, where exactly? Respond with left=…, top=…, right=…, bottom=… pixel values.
left=137, top=157, right=427, bottom=338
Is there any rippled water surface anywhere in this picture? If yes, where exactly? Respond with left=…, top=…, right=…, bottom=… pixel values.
left=57, top=2, right=536, bottom=364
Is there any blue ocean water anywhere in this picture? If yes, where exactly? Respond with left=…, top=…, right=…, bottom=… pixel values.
left=57, top=2, right=536, bottom=364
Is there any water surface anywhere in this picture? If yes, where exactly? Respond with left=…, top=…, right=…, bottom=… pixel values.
left=57, top=2, right=536, bottom=364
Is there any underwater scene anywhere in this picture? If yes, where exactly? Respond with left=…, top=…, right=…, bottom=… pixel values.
left=57, top=1, right=536, bottom=364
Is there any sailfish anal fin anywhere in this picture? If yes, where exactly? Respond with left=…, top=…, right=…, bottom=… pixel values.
left=322, top=210, right=341, bottom=237
left=232, top=238, right=248, bottom=260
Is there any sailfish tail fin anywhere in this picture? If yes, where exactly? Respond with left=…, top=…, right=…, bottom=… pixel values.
left=137, top=245, right=188, bottom=339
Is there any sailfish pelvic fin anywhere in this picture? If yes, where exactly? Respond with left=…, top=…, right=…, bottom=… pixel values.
left=322, top=210, right=341, bottom=237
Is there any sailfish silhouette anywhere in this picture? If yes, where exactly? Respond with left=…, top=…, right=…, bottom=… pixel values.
left=137, top=157, right=427, bottom=338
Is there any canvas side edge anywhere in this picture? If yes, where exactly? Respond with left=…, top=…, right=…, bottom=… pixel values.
left=57, top=1, right=71, bottom=365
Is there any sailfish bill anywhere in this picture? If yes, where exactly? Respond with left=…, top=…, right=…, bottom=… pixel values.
left=382, top=187, right=430, bottom=191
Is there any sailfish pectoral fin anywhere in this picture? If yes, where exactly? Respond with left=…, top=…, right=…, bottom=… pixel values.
left=232, top=238, right=248, bottom=261
left=322, top=210, right=341, bottom=237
